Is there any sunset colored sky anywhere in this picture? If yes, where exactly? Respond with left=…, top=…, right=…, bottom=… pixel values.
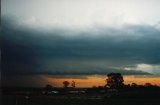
left=46, top=75, right=160, bottom=87
left=2, top=0, right=160, bottom=87
left=3, top=75, right=160, bottom=87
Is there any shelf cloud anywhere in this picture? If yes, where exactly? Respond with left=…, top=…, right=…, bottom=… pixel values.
left=2, top=16, right=160, bottom=76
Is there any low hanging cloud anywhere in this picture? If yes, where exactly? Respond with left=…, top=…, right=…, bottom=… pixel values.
left=1, top=15, right=160, bottom=76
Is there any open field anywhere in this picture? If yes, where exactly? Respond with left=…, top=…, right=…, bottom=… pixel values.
left=2, top=88, right=160, bottom=105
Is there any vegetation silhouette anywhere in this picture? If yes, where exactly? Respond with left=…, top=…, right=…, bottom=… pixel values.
left=45, top=84, right=53, bottom=91
left=131, top=83, right=138, bottom=87
left=71, top=81, right=76, bottom=88
left=105, top=73, right=124, bottom=89
left=2, top=73, right=160, bottom=105
left=63, top=81, right=70, bottom=88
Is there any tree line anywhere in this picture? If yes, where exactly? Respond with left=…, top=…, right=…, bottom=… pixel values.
left=45, top=73, right=159, bottom=89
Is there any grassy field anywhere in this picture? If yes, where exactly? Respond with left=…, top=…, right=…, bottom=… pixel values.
left=2, top=90, right=160, bottom=105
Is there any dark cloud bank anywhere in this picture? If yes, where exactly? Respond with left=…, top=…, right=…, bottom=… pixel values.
left=1, top=16, right=160, bottom=76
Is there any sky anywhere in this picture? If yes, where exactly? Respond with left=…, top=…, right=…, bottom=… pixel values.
left=1, top=0, right=160, bottom=87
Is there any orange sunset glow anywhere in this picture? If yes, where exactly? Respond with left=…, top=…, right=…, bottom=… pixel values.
left=3, top=75, right=160, bottom=87
left=46, top=75, right=160, bottom=88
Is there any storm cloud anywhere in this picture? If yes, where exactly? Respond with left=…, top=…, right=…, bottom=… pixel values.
left=1, top=15, right=160, bottom=76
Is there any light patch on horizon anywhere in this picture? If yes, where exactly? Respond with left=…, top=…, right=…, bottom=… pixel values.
left=124, top=64, right=160, bottom=74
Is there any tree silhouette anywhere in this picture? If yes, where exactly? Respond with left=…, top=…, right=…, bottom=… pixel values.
left=105, top=73, right=124, bottom=88
left=71, top=81, right=76, bottom=88
left=63, top=81, right=70, bottom=88
left=144, top=83, right=153, bottom=87
left=45, top=84, right=53, bottom=91
left=131, top=83, right=138, bottom=87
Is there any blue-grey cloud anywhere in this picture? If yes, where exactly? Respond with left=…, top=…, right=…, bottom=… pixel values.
left=1, top=15, right=160, bottom=76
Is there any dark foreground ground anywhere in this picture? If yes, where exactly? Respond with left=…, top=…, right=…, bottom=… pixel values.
left=2, top=88, right=160, bottom=105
